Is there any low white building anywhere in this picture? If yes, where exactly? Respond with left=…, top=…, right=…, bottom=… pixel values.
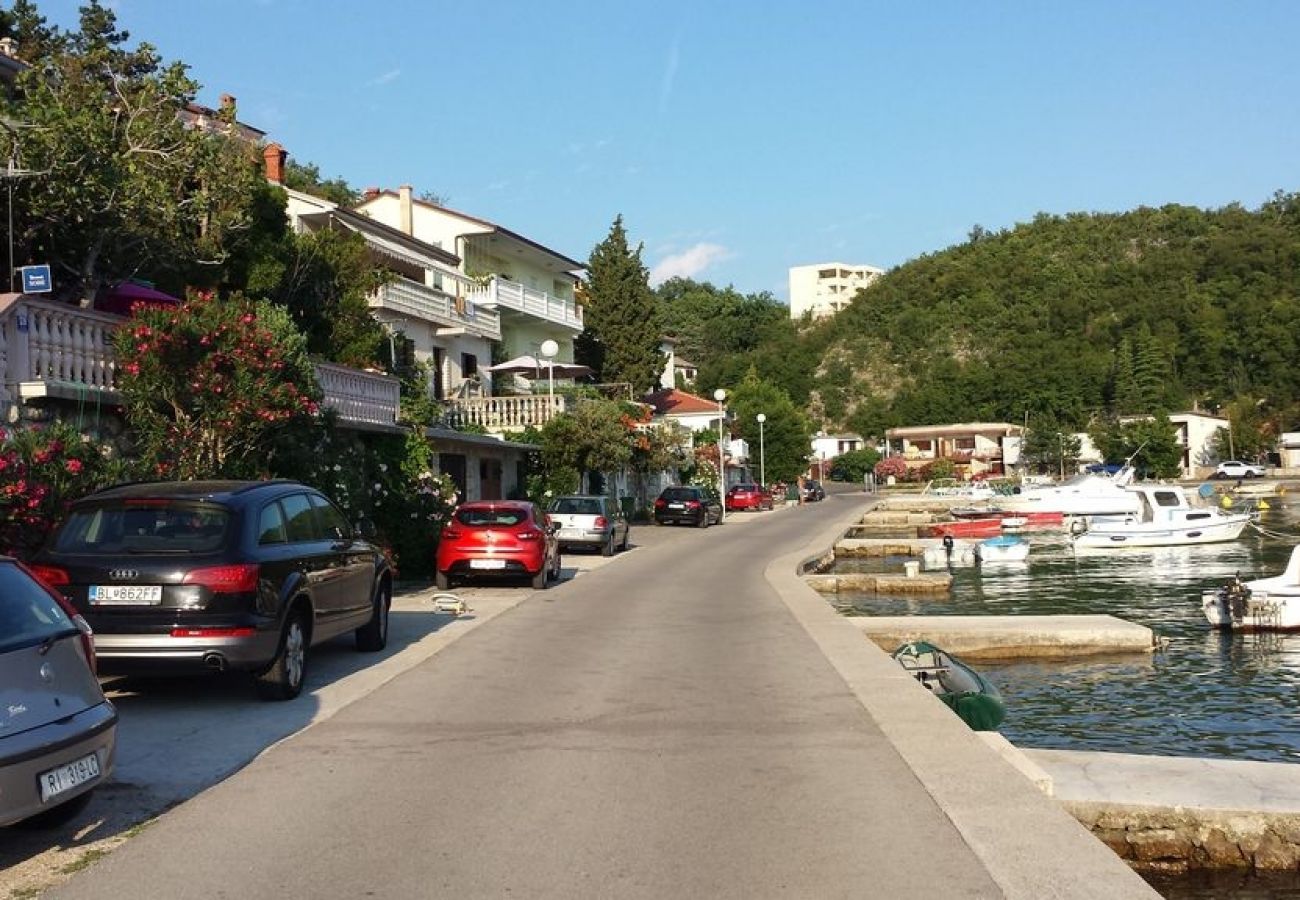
left=788, top=262, right=884, bottom=320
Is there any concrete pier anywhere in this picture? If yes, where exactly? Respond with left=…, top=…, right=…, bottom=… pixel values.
left=1027, top=749, right=1300, bottom=872
left=847, top=614, right=1156, bottom=659
left=805, top=572, right=953, bottom=594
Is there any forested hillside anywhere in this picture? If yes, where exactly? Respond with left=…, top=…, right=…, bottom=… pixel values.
left=805, top=193, right=1300, bottom=439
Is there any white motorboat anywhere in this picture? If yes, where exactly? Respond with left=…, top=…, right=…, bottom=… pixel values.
left=1071, top=484, right=1252, bottom=549
left=975, top=535, right=1031, bottom=563
left=1202, top=546, right=1300, bottom=631
left=992, top=466, right=1141, bottom=517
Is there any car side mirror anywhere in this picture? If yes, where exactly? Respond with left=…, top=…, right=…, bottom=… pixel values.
left=356, top=517, right=378, bottom=540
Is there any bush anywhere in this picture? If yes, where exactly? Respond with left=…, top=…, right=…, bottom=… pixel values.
left=873, top=456, right=909, bottom=481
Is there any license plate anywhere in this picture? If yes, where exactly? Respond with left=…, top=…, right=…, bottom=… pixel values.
left=39, top=752, right=100, bottom=802
left=470, top=559, right=507, bottom=570
left=89, top=585, right=162, bottom=605
left=668, top=503, right=684, bottom=509
left=559, top=529, right=582, bottom=539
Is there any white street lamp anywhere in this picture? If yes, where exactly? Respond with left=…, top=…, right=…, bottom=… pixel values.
left=539, top=339, right=559, bottom=401
left=714, top=388, right=727, bottom=521
left=756, top=413, right=767, bottom=488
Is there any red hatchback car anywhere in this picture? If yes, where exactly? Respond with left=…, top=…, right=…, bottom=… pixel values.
left=725, top=483, right=774, bottom=512
left=435, top=501, right=561, bottom=591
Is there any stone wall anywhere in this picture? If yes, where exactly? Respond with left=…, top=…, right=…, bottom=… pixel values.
left=1067, top=801, right=1300, bottom=873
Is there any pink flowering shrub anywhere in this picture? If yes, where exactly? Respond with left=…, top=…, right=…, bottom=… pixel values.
left=114, top=292, right=322, bottom=479
left=873, top=455, right=910, bottom=482
left=0, top=421, right=125, bottom=558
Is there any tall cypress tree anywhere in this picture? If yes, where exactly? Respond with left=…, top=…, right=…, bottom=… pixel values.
left=577, top=216, right=662, bottom=396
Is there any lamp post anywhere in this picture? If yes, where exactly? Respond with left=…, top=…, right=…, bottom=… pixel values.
left=539, top=338, right=559, bottom=401
left=756, top=413, right=766, bottom=488
left=714, top=388, right=727, bottom=521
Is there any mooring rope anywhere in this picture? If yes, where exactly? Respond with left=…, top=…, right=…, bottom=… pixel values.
left=1248, top=520, right=1300, bottom=543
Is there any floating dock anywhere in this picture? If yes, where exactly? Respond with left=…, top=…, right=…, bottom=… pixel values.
left=847, top=614, right=1156, bottom=659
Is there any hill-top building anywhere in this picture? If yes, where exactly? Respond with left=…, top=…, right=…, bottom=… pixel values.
left=788, top=262, right=884, bottom=320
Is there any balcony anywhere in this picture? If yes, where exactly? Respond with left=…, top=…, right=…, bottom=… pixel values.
left=467, top=277, right=583, bottom=333
left=0, top=297, right=400, bottom=432
left=371, top=277, right=502, bottom=341
left=443, top=394, right=566, bottom=433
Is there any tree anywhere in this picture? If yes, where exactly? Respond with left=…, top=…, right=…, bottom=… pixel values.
left=537, top=399, right=635, bottom=493
left=725, top=369, right=813, bottom=483
left=283, top=159, right=359, bottom=207
left=577, top=216, right=662, bottom=394
left=114, top=291, right=322, bottom=479
left=1021, top=416, right=1082, bottom=476
left=829, top=447, right=881, bottom=482
left=3, top=1, right=265, bottom=304
left=1088, top=415, right=1183, bottom=479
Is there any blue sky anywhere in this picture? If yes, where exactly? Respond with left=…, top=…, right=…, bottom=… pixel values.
left=32, top=1, right=1300, bottom=300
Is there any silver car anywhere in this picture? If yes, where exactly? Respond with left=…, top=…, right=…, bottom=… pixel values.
left=1, top=557, right=117, bottom=828
left=547, top=495, right=630, bottom=556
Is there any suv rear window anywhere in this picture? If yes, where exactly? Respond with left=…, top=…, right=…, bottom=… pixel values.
left=660, top=488, right=701, bottom=501
left=455, top=507, right=528, bottom=527
left=53, top=502, right=231, bottom=554
left=0, top=563, right=77, bottom=653
left=550, top=498, right=603, bottom=515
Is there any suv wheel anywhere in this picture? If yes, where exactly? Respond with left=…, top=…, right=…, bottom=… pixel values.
left=355, top=581, right=389, bottom=652
left=257, top=611, right=308, bottom=701
left=602, top=533, right=616, bottom=557
left=1245, top=471, right=1259, bottom=478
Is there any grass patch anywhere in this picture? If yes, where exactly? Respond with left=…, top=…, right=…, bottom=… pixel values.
left=58, top=848, right=108, bottom=875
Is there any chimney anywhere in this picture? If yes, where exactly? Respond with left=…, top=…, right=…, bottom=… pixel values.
left=219, top=93, right=236, bottom=114
left=0, top=37, right=18, bottom=59
left=263, top=142, right=286, bottom=184
left=363, top=186, right=380, bottom=201
left=399, top=184, right=413, bottom=235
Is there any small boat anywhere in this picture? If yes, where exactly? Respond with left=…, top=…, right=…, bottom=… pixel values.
left=992, top=465, right=1142, bottom=517
left=950, top=508, right=1065, bottom=526
left=1071, top=484, right=1252, bottom=549
left=1202, top=546, right=1300, bottom=632
left=893, top=641, right=1005, bottom=730
left=976, top=534, right=1030, bottom=563
left=923, top=518, right=1003, bottom=539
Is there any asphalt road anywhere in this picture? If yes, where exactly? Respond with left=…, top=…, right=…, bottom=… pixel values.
left=51, top=492, right=1007, bottom=899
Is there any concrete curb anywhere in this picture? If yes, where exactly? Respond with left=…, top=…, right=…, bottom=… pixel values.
left=764, top=502, right=1162, bottom=898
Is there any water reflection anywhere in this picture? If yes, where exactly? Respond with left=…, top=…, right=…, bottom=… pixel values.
left=836, top=499, right=1300, bottom=762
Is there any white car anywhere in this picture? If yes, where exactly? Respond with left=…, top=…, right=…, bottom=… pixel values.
left=547, top=495, right=630, bottom=556
left=1214, top=460, right=1266, bottom=479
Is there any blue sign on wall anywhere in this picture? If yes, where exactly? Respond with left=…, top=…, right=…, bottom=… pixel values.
left=20, top=264, right=52, bottom=293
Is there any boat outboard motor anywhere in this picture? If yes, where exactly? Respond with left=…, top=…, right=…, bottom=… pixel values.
left=1218, top=573, right=1251, bottom=622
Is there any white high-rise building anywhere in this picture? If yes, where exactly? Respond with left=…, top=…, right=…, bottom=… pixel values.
left=788, top=262, right=884, bottom=319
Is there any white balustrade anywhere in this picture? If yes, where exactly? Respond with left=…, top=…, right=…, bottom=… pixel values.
left=444, top=394, right=566, bottom=432
left=314, top=362, right=401, bottom=428
left=373, top=278, right=502, bottom=340
left=466, top=277, right=583, bottom=331
left=0, top=298, right=403, bottom=432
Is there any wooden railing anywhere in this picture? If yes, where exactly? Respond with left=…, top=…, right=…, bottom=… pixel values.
left=0, top=297, right=401, bottom=431
left=372, top=278, right=501, bottom=340
left=466, top=277, right=583, bottom=332
left=444, top=394, right=566, bottom=432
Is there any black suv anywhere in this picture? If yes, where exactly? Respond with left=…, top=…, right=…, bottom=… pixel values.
left=653, top=486, right=723, bottom=527
left=30, top=481, right=391, bottom=701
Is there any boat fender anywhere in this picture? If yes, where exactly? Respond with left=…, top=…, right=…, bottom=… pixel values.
left=1069, top=518, right=1088, bottom=536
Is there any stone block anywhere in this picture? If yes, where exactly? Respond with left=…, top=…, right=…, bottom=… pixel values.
left=1129, top=828, right=1186, bottom=862
left=1252, top=831, right=1299, bottom=870
left=1197, top=828, right=1248, bottom=869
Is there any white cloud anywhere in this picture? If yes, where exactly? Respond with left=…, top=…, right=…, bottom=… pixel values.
left=369, top=69, right=401, bottom=86
left=658, top=36, right=680, bottom=114
left=650, top=242, right=731, bottom=285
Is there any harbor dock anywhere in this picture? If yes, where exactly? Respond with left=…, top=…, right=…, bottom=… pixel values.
left=847, top=613, right=1157, bottom=659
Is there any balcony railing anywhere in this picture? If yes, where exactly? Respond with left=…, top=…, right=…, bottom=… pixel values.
left=372, top=277, right=501, bottom=341
left=0, top=297, right=400, bottom=432
left=443, top=394, right=566, bottom=433
left=466, top=277, right=583, bottom=332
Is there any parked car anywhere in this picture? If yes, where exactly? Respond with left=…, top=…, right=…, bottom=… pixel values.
left=1214, top=460, right=1266, bottom=479
left=547, top=495, right=630, bottom=556
left=28, top=480, right=392, bottom=701
left=653, top=486, right=723, bottom=527
left=436, top=501, right=561, bottom=590
left=802, top=479, right=826, bottom=502
left=725, top=483, right=774, bottom=512
left=1, top=557, right=117, bottom=828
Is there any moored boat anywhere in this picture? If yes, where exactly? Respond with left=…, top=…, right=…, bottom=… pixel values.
left=1071, top=483, right=1252, bottom=549
left=976, top=534, right=1030, bottom=563
left=1202, top=546, right=1300, bottom=632
left=893, top=641, right=1005, bottom=730
left=924, top=518, right=1003, bottom=539
left=992, top=465, right=1141, bottom=517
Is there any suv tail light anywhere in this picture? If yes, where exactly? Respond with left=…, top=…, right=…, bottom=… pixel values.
left=516, top=530, right=541, bottom=542
left=654, top=498, right=666, bottom=509
left=593, top=516, right=608, bottom=529
left=183, top=563, right=260, bottom=593
left=27, top=563, right=70, bottom=587
left=686, top=500, right=701, bottom=509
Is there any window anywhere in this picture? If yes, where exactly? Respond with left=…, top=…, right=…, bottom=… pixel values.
left=281, top=493, right=318, bottom=542
left=309, top=494, right=351, bottom=540
left=0, top=563, right=76, bottom=654
left=1153, top=491, right=1181, bottom=508
left=462, top=352, right=478, bottom=379
left=53, top=503, right=230, bottom=554
left=258, top=503, right=288, bottom=545
left=955, top=437, right=976, bottom=451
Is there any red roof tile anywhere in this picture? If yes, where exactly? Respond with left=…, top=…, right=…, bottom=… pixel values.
left=644, top=388, right=720, bottom=416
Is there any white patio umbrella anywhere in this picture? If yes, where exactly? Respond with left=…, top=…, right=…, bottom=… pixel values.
left=485, top=355, right=593, bottom=379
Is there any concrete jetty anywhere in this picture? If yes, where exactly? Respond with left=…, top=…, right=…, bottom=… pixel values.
left=1027, top=749, right=1300, bottom=872
left=847, top=614, right=1156, bottom=659
left=805, top=572, right=953, bottom=594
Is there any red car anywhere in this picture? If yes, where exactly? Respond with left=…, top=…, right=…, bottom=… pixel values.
left=725, top=483, right=774, bottom=512
left=435, top=501, right=561, bottom=591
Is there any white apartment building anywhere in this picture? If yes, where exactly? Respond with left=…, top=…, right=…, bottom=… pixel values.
left=788, top=262, right=884, bottom=320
